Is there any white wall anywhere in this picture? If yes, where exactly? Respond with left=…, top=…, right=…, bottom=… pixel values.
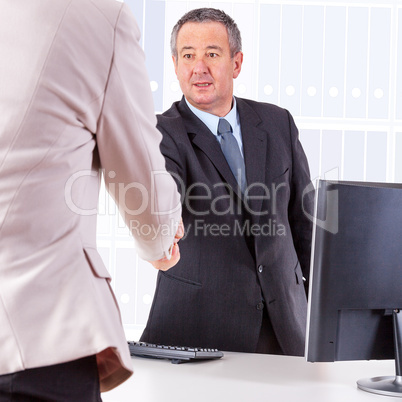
left=97, top=0, right=402, bottom=340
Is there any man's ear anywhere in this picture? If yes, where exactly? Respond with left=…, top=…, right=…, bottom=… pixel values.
left=172, top=55, right=178, bottom=76
left=233, top=51, right=243, bottom=79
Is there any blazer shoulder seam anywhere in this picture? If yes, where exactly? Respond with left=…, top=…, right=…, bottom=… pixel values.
left=89, top=0, right=123, bottom=29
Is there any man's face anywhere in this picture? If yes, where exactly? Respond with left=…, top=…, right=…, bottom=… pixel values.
left=173, top=21, right=243, bottom=117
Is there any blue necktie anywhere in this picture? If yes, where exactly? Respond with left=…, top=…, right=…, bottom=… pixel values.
left=217, top=118, right=247, bottom=193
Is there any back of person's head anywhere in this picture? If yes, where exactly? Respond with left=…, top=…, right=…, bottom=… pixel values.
left=170, top=8, right=242, bottom=59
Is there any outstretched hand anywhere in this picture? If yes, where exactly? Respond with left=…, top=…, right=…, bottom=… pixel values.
left=149, top=242, right=180, bottom=271
left=148, top=219, right=184, bottom=271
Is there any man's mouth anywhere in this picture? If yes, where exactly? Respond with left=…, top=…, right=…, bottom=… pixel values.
left=194, top=83, right=211, bottom=87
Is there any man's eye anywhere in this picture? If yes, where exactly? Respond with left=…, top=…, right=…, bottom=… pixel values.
left=208, top=53, right=218, bottom=58
left=183, top=54, right=192, bottom=59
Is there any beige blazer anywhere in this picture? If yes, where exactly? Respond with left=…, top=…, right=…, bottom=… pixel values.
left=0, top=0, right=181, bottom=392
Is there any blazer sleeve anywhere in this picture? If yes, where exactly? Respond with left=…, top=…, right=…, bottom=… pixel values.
left=286, top=110, right=314, bottom=287
left=96, top=4, right=181, bottom=261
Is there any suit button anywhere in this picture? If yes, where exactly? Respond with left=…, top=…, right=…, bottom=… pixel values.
left=256, top=302, right=264, bottom=310
left=258, top=265, right=264, bottom=273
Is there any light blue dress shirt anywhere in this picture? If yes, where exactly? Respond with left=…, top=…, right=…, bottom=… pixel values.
left=185, top=97, right=244, bottom=157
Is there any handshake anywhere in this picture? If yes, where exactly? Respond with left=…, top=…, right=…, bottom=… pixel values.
left=148, top=219, right=184, bottom=271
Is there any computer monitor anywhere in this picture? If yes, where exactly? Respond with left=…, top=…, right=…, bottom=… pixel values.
left=305, top=179, right=402, bottom=397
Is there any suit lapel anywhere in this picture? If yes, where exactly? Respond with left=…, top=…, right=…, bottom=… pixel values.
left=236, top=98, right=268, bottom=219
left=176, top=97, right=271, bottom=210
left=177, top=99, right=243, bottom=199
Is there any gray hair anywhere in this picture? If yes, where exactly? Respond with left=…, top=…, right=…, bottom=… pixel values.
left=171, top=8, right=242, bottom=59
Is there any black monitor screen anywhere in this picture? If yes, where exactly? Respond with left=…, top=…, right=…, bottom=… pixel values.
left=305, top=180, right=402, bottom=397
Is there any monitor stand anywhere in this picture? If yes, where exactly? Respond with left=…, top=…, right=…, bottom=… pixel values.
left=357, top=309, right=402, bottom=397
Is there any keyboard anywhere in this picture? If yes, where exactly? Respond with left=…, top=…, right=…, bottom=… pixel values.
left=128, top=341, right=224, bottom=364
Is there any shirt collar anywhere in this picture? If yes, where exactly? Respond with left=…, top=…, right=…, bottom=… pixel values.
left=185, top=97, right=238, bottom=136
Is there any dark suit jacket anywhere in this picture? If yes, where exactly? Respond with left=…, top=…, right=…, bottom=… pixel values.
left=141, top=97, right=314, bottom=356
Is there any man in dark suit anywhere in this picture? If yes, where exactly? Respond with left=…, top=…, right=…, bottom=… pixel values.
left=141, top=8, right=314, bottom=356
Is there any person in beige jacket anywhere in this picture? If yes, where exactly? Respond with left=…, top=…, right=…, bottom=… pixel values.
left=0, top=0, right=182, bottom=399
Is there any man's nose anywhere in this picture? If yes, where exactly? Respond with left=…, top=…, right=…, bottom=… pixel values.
left=193, top=59, right=208, bottom=75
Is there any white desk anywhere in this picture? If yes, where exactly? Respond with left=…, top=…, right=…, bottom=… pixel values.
left=101, top=352, right=401, bottom=401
